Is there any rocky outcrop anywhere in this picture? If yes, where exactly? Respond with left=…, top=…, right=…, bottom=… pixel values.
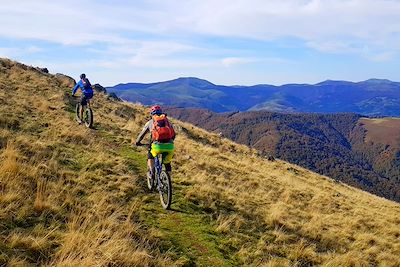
left=107, top=92, right=121, bottom=101
left=36, top=67, right=49, bottom=73
left=55, top=73, right=75, bottom=88
left=93, top=83, right=107, bottom=93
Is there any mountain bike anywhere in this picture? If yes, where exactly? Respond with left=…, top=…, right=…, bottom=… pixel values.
left=75, top=101, right=93, bottom=128
left=138, top=143, right=172, bottom=209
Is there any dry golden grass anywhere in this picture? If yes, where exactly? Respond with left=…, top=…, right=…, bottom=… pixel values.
left=135, top=110, right=400, bottom=266
left=50, top=202, right=157, bottom=267
left=170, top=116, right=400, bottom=266
left=360, top=117, right=400, bottom=146
left=1, top=58, right=399, bottom=266
left=0, top=58, right=172, bottom=266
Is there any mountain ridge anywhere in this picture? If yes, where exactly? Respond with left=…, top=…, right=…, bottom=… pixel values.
left=111, top=77, right=398, bottom=88
left=107, top=77, right=400, bottom=116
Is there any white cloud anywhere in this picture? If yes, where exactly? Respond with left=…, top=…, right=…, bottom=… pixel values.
left=1, top=0, right=400, bottom=49
left=364, top=51, right=396, bottom=62
left=306, top=40, right=397, bottom=61
left=26, top=46, right=42, bottom=53
left=189, top=0, right=400, bottom=60
left=221, top=57, right=257, bottom=67
left=86, top=39, right=206, bottom=69
left=306, top=40, right=359, bottom=54
left=0, top=45, right=42, bottom=57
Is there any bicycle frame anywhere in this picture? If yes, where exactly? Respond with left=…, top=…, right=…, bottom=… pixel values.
left=154, top=155, right=163, bottom=187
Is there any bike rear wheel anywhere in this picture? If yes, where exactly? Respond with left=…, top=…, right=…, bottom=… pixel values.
left=84, top=108, right=93, bottom=128
left=159, top=170, right=172, bottom=209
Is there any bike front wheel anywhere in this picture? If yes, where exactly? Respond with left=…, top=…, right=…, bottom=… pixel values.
left=147, top=171, right=155, bottom=191
left=159, top=171, right=172, bottom=209
left=75, top=103, right=81, bottom=122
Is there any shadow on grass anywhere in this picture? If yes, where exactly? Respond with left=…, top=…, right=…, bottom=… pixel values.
left=90, top=122, right=100, bottom=131
left=168, top=207, right=191, bottom=214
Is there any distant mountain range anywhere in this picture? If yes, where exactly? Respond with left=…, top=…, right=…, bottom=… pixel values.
left=107, top=77, right=400, bottom=116
left=166, top=107, right=400, bottom=202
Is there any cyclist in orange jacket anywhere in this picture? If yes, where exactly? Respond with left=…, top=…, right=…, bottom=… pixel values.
left=135, top=105, right=175, bottom=180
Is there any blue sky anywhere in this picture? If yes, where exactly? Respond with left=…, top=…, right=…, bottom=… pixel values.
left=0, top=0, right=399, bottom=86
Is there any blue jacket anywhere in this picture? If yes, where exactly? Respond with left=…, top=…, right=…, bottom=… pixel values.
left=72, top=78, right=93, bottom=95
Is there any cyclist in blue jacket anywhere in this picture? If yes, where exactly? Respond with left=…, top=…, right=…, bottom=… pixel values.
left=72, top=73, right=93, bottom=123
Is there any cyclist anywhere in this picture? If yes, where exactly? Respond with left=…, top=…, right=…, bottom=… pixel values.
left=72, top=73, right=93, bottom=123
left=135, top=105, right=175, bottom=180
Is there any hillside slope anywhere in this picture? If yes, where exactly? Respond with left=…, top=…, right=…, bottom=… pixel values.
left=167, top=108, right=400, bottom=202
left=1, top=59, right=400, bottom=266
left=351, top=118, right=400, bottom=182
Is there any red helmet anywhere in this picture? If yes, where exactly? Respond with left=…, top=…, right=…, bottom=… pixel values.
left=150, top=105, right=162, bottom=115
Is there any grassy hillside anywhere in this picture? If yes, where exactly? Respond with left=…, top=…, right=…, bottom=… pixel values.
left=1, top=58, right=400, bottom=266
left=351, top=118, right=400, bottom=186
left=360, top=118, right=400, bottom=146
left=167, top=108, right=400, bottom=202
